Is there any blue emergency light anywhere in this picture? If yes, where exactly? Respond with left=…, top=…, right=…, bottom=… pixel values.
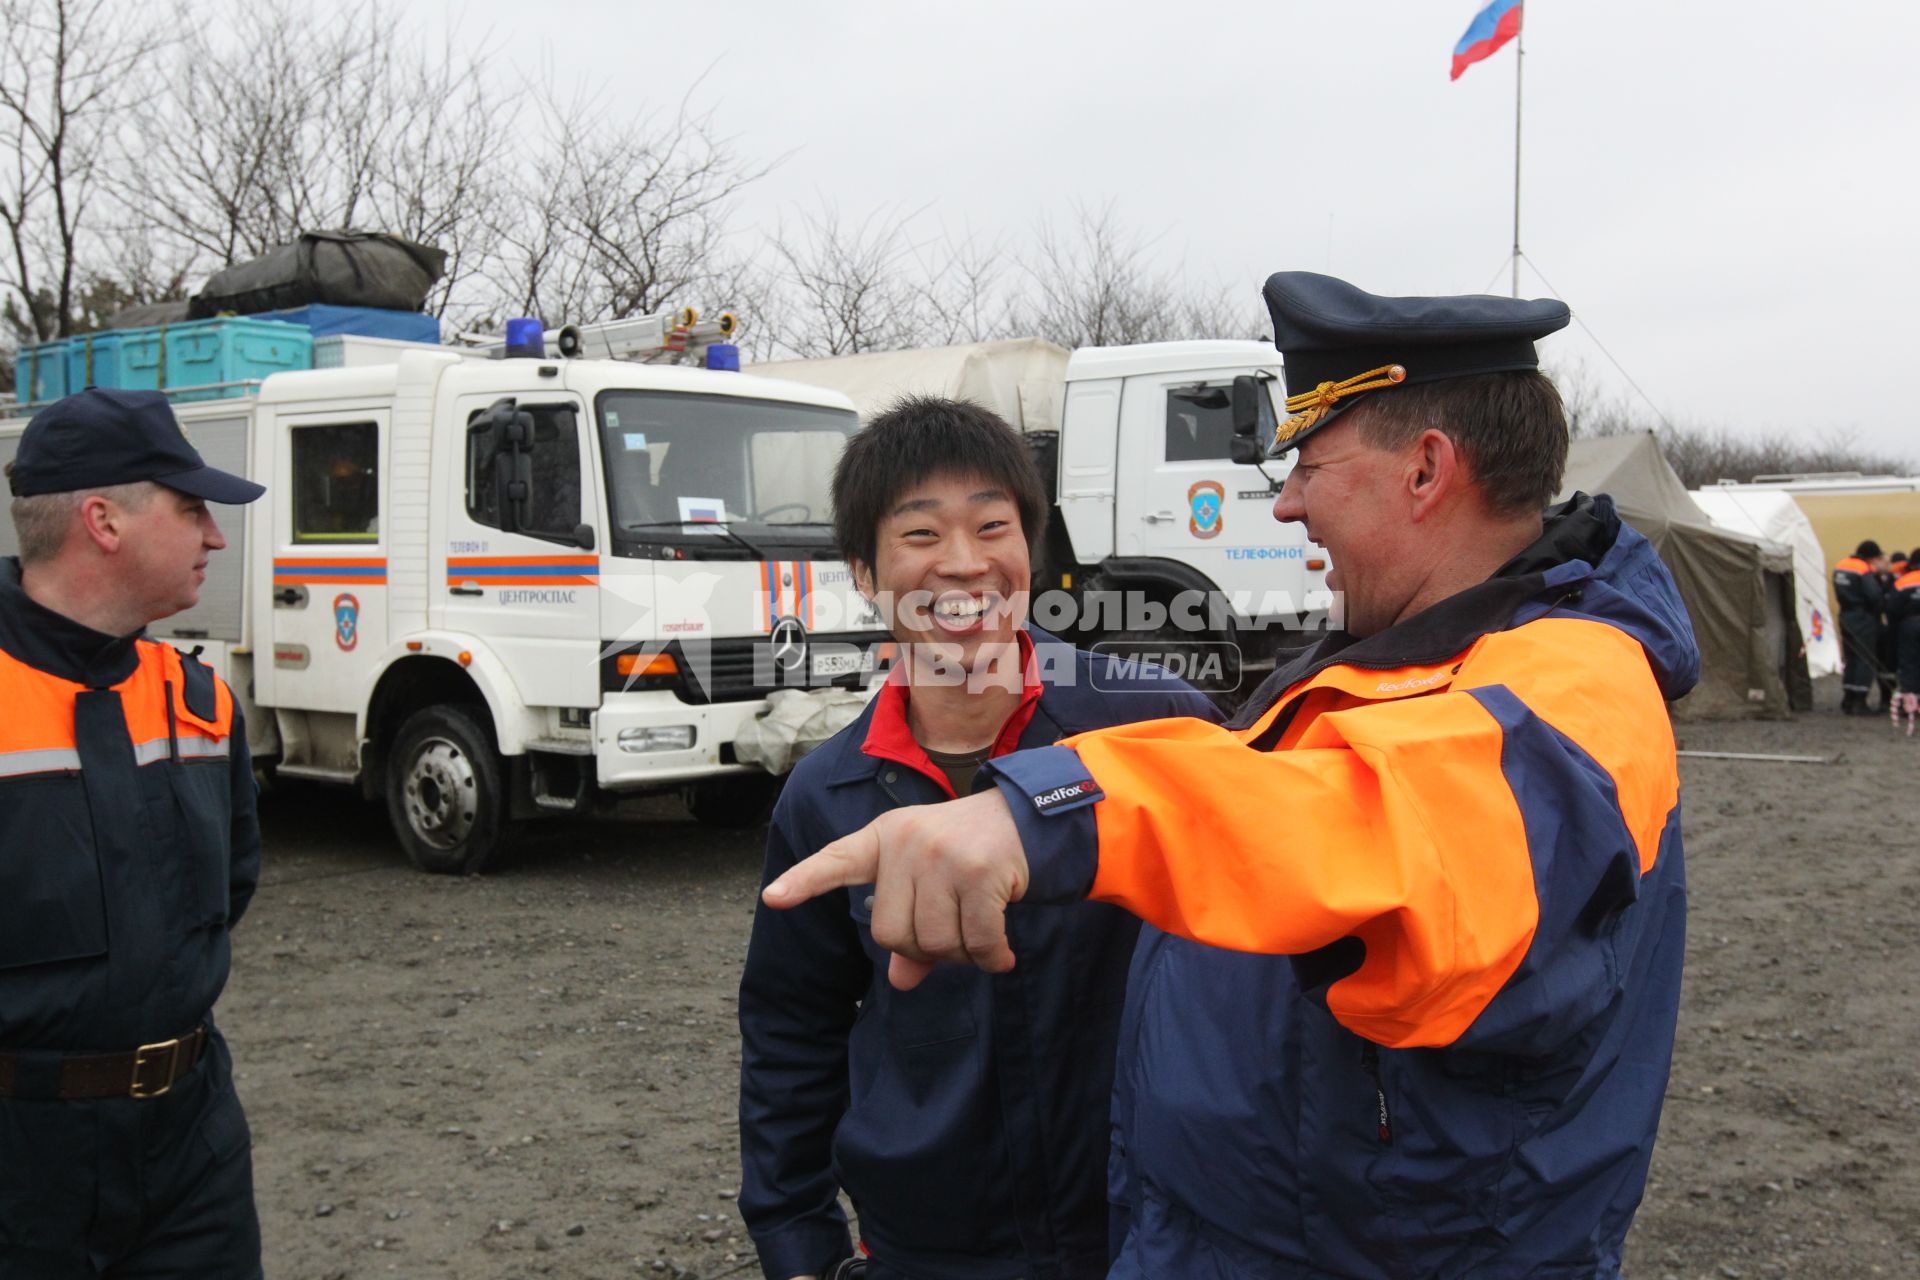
left=504, top=317, right=546, bottom=358
left=705, top=343, right=740, bottom=372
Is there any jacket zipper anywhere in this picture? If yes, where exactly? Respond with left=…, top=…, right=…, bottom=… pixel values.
left=1360, top=1042, right=1394, bottom=1144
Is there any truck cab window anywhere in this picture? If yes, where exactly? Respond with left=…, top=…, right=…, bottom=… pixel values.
left=1164, top=385, right=1237, bottom=463
left=292, top=422, right=380, bottom=542
left=596, top=391, right=857, bottom=536
left=465, top=403, right=582, bottom=539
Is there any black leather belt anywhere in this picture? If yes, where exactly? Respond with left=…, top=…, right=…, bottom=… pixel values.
left=0, top=1025, right=208, bottom=1100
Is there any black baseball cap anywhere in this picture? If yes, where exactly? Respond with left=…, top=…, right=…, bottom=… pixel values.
left=9, top=387, right=265, bottom=503
left=1262, top=272, right=1572, bottom=456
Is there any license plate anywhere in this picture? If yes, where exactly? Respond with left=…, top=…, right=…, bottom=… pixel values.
left=811, top=651, right=868, bottom=678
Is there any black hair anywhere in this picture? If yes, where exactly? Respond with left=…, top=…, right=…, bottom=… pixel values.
left=1344, top=370, right=1569, bottom=516
left=831, top=395, right=1049, bottom=572
left=1857, top=540, right=1884, bottom=559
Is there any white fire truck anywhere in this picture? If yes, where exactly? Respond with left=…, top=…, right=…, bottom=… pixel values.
left=0, top=312, right=887, bottom=874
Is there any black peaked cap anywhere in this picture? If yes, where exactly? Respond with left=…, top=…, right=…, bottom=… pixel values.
left=1263, top=271, right=1571, bottom=455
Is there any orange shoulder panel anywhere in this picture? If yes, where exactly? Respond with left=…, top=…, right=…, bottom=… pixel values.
left=1067, top=615, right=1677, bottom=1049
left=0, top=646, right=85, bottom=752
left=1070, top=690, right=1537, bottom=1049
left=0, top=643, right=234, bottom=755
left=1461, top=619, right=1678, bottom=873
left=1835, top=557, right=1870, bottom=574
left=1896, top=570, right=1920, bottom=592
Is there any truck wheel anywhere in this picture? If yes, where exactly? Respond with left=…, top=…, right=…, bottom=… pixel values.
left=683, top=774, right=781, bottom=829
left=387, top=705, right=511, bottom=874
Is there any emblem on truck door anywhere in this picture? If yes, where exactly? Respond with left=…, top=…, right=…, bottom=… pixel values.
left=1188, top=480, right=1225, bottom=540
left=334, top=594, right=360, bottom=651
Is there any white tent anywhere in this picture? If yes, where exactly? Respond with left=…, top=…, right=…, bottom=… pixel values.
left=1559, top=433, right=1804, bottom=718
left=1691, top=487, right=1843, bottom=677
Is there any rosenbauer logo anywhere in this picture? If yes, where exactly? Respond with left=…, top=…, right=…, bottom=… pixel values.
left=1030, top=780, right=1103, bottom=813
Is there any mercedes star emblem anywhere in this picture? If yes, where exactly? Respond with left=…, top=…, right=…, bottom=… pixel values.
left=768, top=616, right=808, bottom=675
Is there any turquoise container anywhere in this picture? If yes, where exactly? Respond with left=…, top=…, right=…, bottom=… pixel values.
left=115, top=318, right=313, bottom=400
left=16, top=341, right=70, bottom=405
left=165, top=317, right=311, bottom=400
left=65, top=331, right=124, bottom=391
left=117, top=325, right=169, bottom=393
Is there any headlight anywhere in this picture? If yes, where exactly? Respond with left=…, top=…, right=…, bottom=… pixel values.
left=617, top=726, right=697, bottom=753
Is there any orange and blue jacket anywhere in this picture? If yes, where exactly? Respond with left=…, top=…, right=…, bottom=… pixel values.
left=0, top=559, right=259, bottom=1059
left=1832, top=555, right=1885, bottom=617
left=982, top=493, right=1697, bottom=1278
left=1886, top=568, right=1920, bottom=692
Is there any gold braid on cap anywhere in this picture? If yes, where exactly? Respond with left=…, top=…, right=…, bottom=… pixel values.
left=1275, top=364, right=1408, bottom=446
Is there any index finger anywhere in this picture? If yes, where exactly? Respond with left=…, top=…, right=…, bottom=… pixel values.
left=763, top=823, right=881, bottom=910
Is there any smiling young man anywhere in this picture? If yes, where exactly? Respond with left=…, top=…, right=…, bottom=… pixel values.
left=1, top=388, right=265, bottom=1279
left=737, top=396, right=1216, bottom=1280
left=766, top=277, right=1700, bottom=1279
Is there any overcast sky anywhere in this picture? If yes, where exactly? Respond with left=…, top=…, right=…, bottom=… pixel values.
left=426, top=1, right=1920, bottom=461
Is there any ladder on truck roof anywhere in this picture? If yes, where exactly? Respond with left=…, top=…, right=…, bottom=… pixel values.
left=458, top=307, right=740, bottom=365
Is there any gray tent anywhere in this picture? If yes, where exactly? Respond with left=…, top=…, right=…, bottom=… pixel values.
left=1558, top=432, right=1806, bottom=719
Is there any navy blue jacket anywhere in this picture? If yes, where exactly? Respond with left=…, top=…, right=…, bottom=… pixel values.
left=0, top=559, right=260, bottom=1052
left=738, top=628, right=1216, bottom=1280
left=983, top=498, right=1695, bottom=1278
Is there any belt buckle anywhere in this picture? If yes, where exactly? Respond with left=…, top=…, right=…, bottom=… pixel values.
left=130, top=1037, right=183, bottom=1099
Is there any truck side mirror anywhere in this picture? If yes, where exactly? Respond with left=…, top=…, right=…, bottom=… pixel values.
left=1230, top=375, right=1270, bottom=465
left=1230, top=376, right=1261, bottom=439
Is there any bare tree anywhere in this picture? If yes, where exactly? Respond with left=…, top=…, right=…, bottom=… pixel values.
left=481, top=84, right=769, bottom=332
left=764, top=202, right=936, bottom=357
left=1010, top=201, right=1258, bottom=348
left=0, top=0, right=171, bottom=342
left=914, top=225, right=1017, bottom=347
left=1548, top=359, right=1915, bottom=484
left=1660, top=423, right=1914, bottom=489
left=117, top=0, right=502, bottom=317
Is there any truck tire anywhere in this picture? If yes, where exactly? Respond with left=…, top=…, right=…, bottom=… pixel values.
left=387, top=705, right=511, bottom=875
left=683, top=774, right=781, bottom=829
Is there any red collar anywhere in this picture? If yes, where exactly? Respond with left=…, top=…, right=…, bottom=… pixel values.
left=860, top=630, right=1043, bottom=799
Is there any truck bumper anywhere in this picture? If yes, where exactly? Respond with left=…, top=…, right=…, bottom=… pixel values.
left=590, top=693, right=777, bottom=790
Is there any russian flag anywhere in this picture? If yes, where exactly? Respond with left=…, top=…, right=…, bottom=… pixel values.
left=1452, top=0, right=1522, bottom=80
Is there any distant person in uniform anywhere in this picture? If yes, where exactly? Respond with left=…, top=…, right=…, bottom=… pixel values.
left=736, top=397, right=1217, bottom=1280
left=765, top=274, right=1698, bottom=1277
left=1875, top=551, right=1903, bottom=711
left=0, top=388, right=266, bottom=1278
left=1833, top=539, right=1888, bottom=715
left=1884, top=557, right=1920, bottom=734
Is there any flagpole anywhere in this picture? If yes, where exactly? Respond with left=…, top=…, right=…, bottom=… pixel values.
left=1511, top=10, right=1524, bottom=297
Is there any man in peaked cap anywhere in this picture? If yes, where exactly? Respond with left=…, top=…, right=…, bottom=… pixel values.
left=760, top=273, right=1699, bottom=1277
left=1, top=388, right=266, bottom=1278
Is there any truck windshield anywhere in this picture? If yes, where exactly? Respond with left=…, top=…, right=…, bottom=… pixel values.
left=595, top=390, right=857, bottom=543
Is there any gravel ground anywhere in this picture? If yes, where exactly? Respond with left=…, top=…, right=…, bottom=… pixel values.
left=222, top=683, right=1920, bottom=1279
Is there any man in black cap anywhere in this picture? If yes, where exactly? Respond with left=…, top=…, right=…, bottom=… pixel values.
left=1, top=388, right=266, bottom=1278
left=1832, top=539, right=1888, bottom=715
left=761, top=273, right=1699, bottom=1277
